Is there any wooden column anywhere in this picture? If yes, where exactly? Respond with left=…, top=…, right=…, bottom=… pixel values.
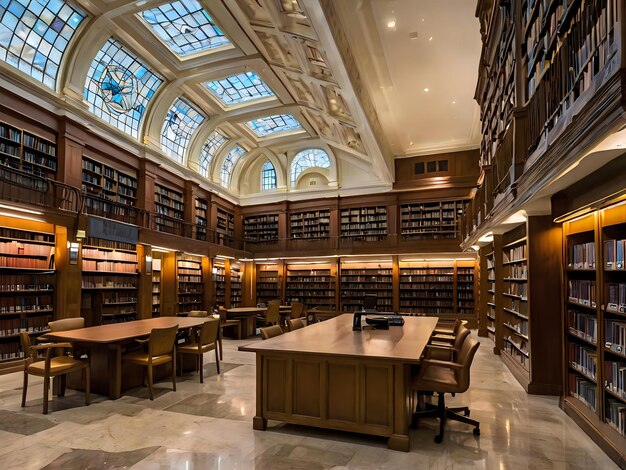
left=225, top=258, right=232, bottom=309
left=136, top=245, right=152, bottom=320
left=160, top=251, right=177, bottom=316
left=138, top=159, right=158, bottom=213
left=392, top=255, right=400, bottom=312
left=184, top=181, right=199, bottom=238
left=202, top=256, right=211, bottom=311
left=57, top=120, right=86, bottom=188
left=493, top=234, right=504, bottom=355
left=478, top=247, right=489, bottom=337
left=243, top=260, right=255, bottom=307
left=54, top=225, right=82, bottom=319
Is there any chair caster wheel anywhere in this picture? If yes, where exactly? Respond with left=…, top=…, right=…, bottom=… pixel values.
left=473, top=427, right=480, bottom=436
left=434, top=435, right=443, bottom=444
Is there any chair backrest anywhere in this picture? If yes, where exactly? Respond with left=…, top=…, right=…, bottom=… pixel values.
left=19, top=332, right=35, bottom=360
left=265, top=302, right=280, bottom=324
left=363, top=294, right=377, bottom=310
left=49, top=317, right=85, bottom=332
left=287, top=318, right=304, bottom=331
left=187, top=310, right=208, bottom=317
left=218, top=306, right=228, bottom=322
left=148, top=325, right=178, bottom=357
left=197, top=319, right=219, bottom=345
left=260, top=325, right=283, bottom=340
left=452, top=326, right=471, bottom=357
left=289, top=302, right=305, bottom=319
left=268, top=299, right=281, bottom=306
left=454, top=336, right=480, bottom=392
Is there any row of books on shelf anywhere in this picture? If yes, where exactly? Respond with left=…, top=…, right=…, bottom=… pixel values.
left=0, top=282, right=53, bottom=292
left=605, top=360, right=626, bottom=399
left=606, top=320, right=626, bottom=355
left=399, top=307, right=453, bottom=314
left=568, top=309, right=598, bottom=343
left=102, top=295, right=137, bottom=304
left=400, top=283, right=451, bottom=290
left=402, top=268, right=453, bottom=275
left=0, top=143, right=19, bottom=157
left=504, top=245, right=526, bottom=263
left=0, top=242, right=53, bottom=257
left=605, top=239, right=626, bottom=269
left=504, top=337, right=529, bottom=366
left=570, top=242, right=596, bottom=269
left=505, top=265, right=527, bottom=278
left=23, top=134, right=55, bottom=156
left=568, top=279, right=597, bottom=306
left=570, top=343, right=598, bottom=380
left=82, top=260, right=136, bottom=272
left=81, top=248, right=137, bottom=262
left=0, top=256, right=53, bottom=270
left=0, top=125, right=20, bottom=143
left=179, top=276, right=202, bottom=283
left=179, top=287, right=203, bottom=294
left=607, top=283, right=626, bottom=313
left=179, top=261, right=201, bottom=270
left=506, top=284, right=528, bottom=298
left=155, top=185, right=183, bottom=201
left=606, top=399, right=626, bottom=436
left=81, top=278, right=136, bottom=288
left=342, top=208, right=386, bottom=216
left=0, top=316, right=50, bottom=337
left=23, top=151, right=56, bottom=170
left=570, top=374, right=597, bottom=411
left=0, top=301, right=51, bottom=314
left=505, top=320, right=528, bottom=336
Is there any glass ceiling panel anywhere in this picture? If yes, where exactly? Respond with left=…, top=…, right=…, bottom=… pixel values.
left=198, top=129, right=228, bottom=177
left=245, top=114, right=302, bottom=138
left=220, top=145, right=246, bottom=187
left=204, top=71, right=274, bottom=106
left=161, top=97, right=205, bottom=163
left=0, top=0, right=85, bottom=89
left=139, top=0, right=230, bottom=58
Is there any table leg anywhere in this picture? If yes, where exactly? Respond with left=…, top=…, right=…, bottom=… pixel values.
left=388, top=363, right=410, bottom=451
left=253, top=353, right=267, bottom=431
left=108, top=344, right=122, bottom=399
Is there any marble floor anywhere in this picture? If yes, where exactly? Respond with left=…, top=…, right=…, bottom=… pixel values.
left=0, top=333, right=617, bottom=469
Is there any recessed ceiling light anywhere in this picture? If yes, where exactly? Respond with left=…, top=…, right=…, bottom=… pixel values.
left=424, top=88, right=429, bottom=92
left=429, top=36, right=433, bottom=41
left=452, top=100, right=456, bottom=104
left=387, top=20, right=396, bottom=28
left=409, top=141, right=413, bottom=145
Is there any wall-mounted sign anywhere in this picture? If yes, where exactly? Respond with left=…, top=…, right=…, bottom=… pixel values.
left=87, top=216, right=139, bottom=245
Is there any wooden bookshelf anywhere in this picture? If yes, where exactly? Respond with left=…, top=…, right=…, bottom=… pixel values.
left=286, top=263, right=336, bottom=309
left=177, top=256, right=203, bottom=314
left=256, top=264, right=279, bottom=305
left=0, top=121, right=57, bottom=180
left=216, top=208, right=235, bottom=247
left=81, top=237, right=138, bottom=325
left=151, top=253, right=162, bottom=317
left=340, top=261, right=393, bottom=312
left=398, top=262, right=455, bottom=315
left=81, top=156, right=138, bottom=222
left=244, top=214, right=279, bottom=245
left=400, top=200, right=464, bottom=240
left=230, top=264, right=242, bottom=308
left=214, top=263, right=226, bottom=306
left=290, top=210, right=330, bottom=239
left=154, top=183, right=184, bottom=234
left=195, top=198, right=208, bottom=241
left=340, top=206, right=387, bottom=242
left=485, top=248, right=497, bottom=344
left=0, top=225, right=55, bottom=362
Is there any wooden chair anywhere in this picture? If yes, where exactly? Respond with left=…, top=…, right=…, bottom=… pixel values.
left=426, top=326, right=471, bottom=361
left=287, top=318, right=304, bottom=331
left=289, top=302, right=306, bottom=320
left=262, top=302, right=280, bottom=326
left=411, top=335, right=480, bottom=443
left=48, top=318, right=85, bottom=331
left=187, top=311, right=208, bottom=317
left=177, top=319, right=220, bottom=383
left=20, top=332, right=90, bottom=414
left=431, top=319, right=464, bottom=343
left=363, top=294, right=377, bottom=310
left=218, top=306, right=241, bottom=359
left=123, top=325, right=178, bottom=400
left=260, top=325, right=283, bottom=340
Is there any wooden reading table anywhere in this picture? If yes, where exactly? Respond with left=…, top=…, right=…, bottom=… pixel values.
left=44, top=317, right=208, bottom=399
left=240, top=314, right=438, bottom=451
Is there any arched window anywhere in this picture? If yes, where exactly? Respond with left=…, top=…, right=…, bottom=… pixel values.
left=161, top=97, right=205, bottom=163
left=261, top=160, right=277, bottom=190
left=290, top=149, right=331, bottom=187
left=0, top=0, right=85, bottom=89
left=198, top=130, right=228, bottom=177
left=220, top=146, right=246, bottom=188
left=204, top=71, right=274, bottom=107
left=85, top=38, right=163, bottom=138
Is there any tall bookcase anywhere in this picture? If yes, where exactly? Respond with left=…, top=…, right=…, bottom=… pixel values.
left=398, top=262, right=455, bottom=315
left=216, top=208, right=235, bottom=247
left=256, top=264, right=279, bottom=305
left=81, top=237, right=138, bottom=325
left=340, top=261, right=393, bottom=312
left=286, top=263, right=336, bottom=309
left=0, top=121, right=57, bottom=179
left=485, top=248, right=497, bottom=344
left=230, top=264, right=242, bottom=308
left=290, top=210, right=330, bottom=239
left=195, top=198, right=208, bottom=241
left=560, top=202, right=626, bottom=463
left=0, top=225, right=55, bottom=362
left=177, top=256, right=203, bottom=313
left=214, top=263, right=226, bottom=306
left=154, top=183, right=184, bottom=234
left=151, top=253, right=162, bottom=317
left=340, top=206, right=387, bottom=242
left=244, top=214, right=279, bottom=244
left=400, top=200, right=464, bottom=240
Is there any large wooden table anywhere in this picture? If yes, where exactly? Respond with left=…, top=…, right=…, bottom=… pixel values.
left=240, top=314, right=438, bottom=451
left=44, top=317, right=207, bottom=399
left=227, top=307, right=266, bottom=338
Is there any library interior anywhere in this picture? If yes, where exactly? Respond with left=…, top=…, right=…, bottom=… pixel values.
left=0, top=0, right=624, bottom=468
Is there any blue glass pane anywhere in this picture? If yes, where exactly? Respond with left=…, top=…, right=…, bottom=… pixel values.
left=245, top=114, right=302, bottom=137
left=220, top=146, right=246, bottom=188
left=161, top=97, right=205, bottom=163
left=198, top=129, right=228, bottom=177
left=0, top=0, right=84, bottom=89
left=261, top=160, right=277, bottom=190
left=290, top=149, right=331, bottom=186
left=139, top=0, right=230, bottom=58
left=85, top=38, right=164, bottom=138
left=204, top=71, right=274, bottom=106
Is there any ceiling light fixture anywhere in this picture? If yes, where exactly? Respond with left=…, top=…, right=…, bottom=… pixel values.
left=429, top=36, right=433, bottom=41
left=424, top=88, right=429, bottom=92
left=387, top=20, right=396, bottom=28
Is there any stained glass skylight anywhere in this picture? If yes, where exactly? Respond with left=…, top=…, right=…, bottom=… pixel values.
left=85, top=38, right=163, bottom=138
left=0, top=0, right=85, bottom=89
left=204, top=72, right=274, bottom=107
left=220, top=146, right=246, bottom=188
left=139, top=0, right=231, bottom=58
left=291, top=148, right=331, bottom=186
left=261, top=160, right=277, bottom=190
left=161, top=97, right=205, bottom=163
left=198, top=129, right=228, bottom=177
left=245, top=114, right=302, bottom=138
